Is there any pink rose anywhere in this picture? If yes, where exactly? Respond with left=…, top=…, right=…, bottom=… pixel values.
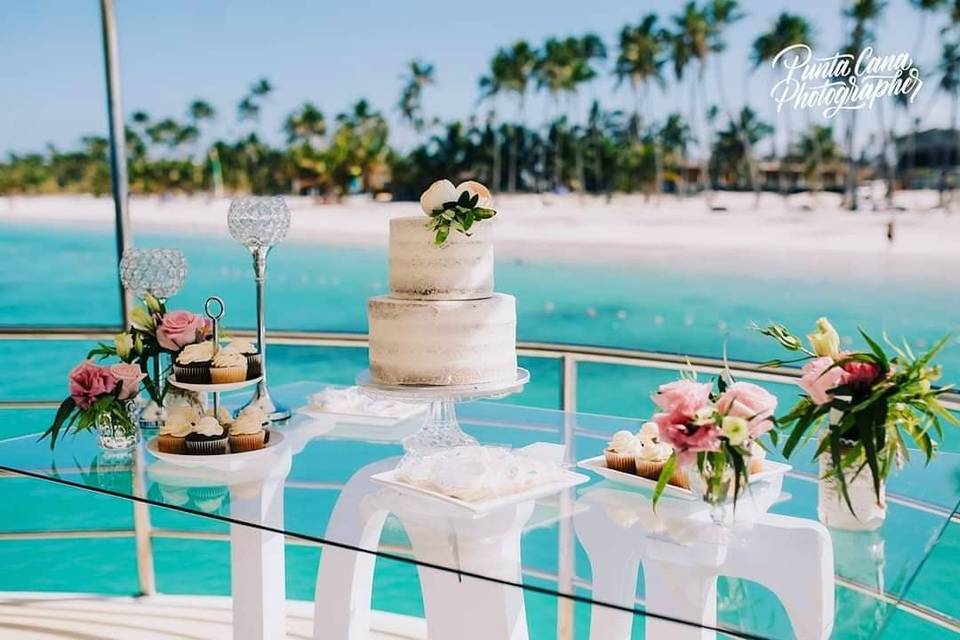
left=716, top=382, right=778, bottom=437
left=651, top=380, right=713, bottom=419
left=110, top=363, right=146, bottom=400
left=69, top=361, right=117, bottom=410
left=654, top=411, right=721, bottom=467
left=798, top=357, right=845, bottom=406
left=156, top=311, right=206, bottom=351
left=841, top=360, right=881, bottom=388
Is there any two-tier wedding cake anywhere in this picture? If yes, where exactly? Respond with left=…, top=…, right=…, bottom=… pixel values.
left=368, top=179, right=517, bottom=385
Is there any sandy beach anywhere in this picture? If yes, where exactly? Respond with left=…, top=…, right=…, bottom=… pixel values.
left=3, top=191, right=959, bottom=264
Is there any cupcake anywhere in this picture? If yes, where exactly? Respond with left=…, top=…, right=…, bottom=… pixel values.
left=173, top=341, right=216, bottom=384
left=229, top=405, right=270, bottom=452
left=633, top=440, right=674, bottom=480
left=223, top=339, right=262, bottom=379
left=204, top=406, right=234, bottom=427
left=604, top=431, right=642, bottom=473
left=157, top=405, right=198, bottom=454
left=184, top=415, right=228, bottom=455
left=209, top=349, right=248, bottom=384
left=748, top=441, right=767, bottom=475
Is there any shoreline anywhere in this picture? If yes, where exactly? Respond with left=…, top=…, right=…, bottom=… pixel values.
left=3, top=193, right=959, bottom=269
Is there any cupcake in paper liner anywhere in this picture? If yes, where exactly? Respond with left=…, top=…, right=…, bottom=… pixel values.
left=228, top=404, right=269, bottom=452
left=173, top=341, right=216, bottom=384
left=604, top=430, right=641, bottom=473
left=157, top=405, right=198, bottom=454
left=633, top=441, right=673, bottom=480
left=184, top=415, right=228, bottom=455
left=748, top=440, right=767, bottom=475
left=223, top=339, right=262, bottom=379
left=209, top=349, right=248, bottom=384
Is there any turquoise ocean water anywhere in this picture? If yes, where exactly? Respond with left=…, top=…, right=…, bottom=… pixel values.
left=1, top=221, right=958, bottom=638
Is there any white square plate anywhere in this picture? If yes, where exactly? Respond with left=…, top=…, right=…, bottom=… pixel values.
left=577, top=455, right=791, bottom=501
left=370, top=468, right=590, bottom=514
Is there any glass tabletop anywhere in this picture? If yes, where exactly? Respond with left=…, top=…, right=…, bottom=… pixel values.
left=1, top=380, right=957, bottom=640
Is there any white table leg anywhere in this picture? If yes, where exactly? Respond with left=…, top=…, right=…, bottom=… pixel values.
left=642, top=559, right=718, bottom=640
left=725, top=514, right=835, bottom=640
left=229, top=469, right=288, bottom=640
left=313, top=459, right=395, bottom=640
left=399, top=501, right=535, bottom=640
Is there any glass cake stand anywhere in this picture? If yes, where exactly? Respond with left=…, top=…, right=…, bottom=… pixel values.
left=355, top=368, right=530, bottom=454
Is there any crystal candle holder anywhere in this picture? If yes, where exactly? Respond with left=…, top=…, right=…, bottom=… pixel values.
left=228, top=196, right=291, bottom=422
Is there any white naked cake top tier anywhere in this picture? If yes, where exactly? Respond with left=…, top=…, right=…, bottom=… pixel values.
left=389, top=216, right=494, bottom=301
left=368, top=294, right=517, bottom=386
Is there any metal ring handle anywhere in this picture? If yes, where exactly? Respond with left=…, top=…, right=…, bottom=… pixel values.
left=204, top=296, right=225, bottom=321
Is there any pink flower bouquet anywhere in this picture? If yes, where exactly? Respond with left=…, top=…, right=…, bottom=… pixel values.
left=759, top=317, right=957, bottom=512
left=650, top=376, right=777, bottom=507
left=44, top=360, right=146, bottom=448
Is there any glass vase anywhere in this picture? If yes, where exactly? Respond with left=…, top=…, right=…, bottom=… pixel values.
left=95, top=401, right=141, bottom=451
left=818, top=451, right=886, bottom=531
left=686, top=459, right=737, bottom=526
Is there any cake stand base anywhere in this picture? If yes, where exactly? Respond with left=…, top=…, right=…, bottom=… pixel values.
left=355, top=369, right=530, bottom=455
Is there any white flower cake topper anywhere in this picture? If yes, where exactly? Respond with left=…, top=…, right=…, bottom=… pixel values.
left=419, top=178, right=497, bottom=245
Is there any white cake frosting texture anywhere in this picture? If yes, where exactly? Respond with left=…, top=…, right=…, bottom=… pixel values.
left=368, top=294, right=517, bottom=385
left=389, top=216, right=494, bottom=300
left=367, top=180, right=517, bottom=386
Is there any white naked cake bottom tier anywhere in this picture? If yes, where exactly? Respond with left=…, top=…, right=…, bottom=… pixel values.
left=368, top=293, right=517, bottom=385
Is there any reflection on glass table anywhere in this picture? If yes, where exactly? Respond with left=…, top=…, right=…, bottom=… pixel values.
left=0, top=380, right=957, bottom=640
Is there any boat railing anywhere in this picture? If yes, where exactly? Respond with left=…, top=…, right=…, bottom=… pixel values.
left=1, top=325, right=958, bottom=636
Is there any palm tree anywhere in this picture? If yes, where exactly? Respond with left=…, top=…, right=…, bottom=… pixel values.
left=615, top=14, right=666, bottom=192
left=283, top=103, right=327, bottom=146
left=752, top=13, right=815, bottom=199
left=398, top=60, right=435, bottom=134
left=909, top=0, right=946, bottom=56
left=659, top=113, right=694, bottom=192
left=841, top=0, right=886, bottom=210
left=237, top=77, right=274, bottom=127
left=481, top=41, right=536, bottom=192
left=534, top=35, right=606, bottom=190
left=711, top=107, right=773, bottom=188
left=939, top=39, right=960, bottom=209
left=796, top=126, right=839, bottom=195
left=670, top=2, right=711, bottom=194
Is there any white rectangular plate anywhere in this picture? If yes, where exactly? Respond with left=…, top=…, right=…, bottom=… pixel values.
left=293, top=404, right=425, bottom=427
left=577, top=456, right=792, bottom=501
left=370, top=468, right=590, bottom=514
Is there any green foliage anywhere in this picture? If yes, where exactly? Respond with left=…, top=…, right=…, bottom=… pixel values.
left=425, top=189, right=496, bottom=245
left=761, top=321, right=958, bottom=514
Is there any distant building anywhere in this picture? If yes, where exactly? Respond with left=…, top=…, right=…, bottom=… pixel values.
left=895, top=128, right=960, bottom=189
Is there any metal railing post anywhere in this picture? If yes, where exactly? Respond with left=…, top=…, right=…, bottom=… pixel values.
left=556, top=355, right=578, bottom=640
left=99, top=0, right=133, bottom=326
left=131, top=446, right=157, bottom=596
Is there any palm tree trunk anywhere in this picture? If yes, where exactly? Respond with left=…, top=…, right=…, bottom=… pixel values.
left=844, top=109, right=859, bottom=211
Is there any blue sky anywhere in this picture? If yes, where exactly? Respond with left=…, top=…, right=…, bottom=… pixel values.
left=1, top=0, right=953, bottom=156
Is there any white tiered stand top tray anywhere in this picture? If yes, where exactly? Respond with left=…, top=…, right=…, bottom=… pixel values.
left=167, top=375, right=262, bottom=394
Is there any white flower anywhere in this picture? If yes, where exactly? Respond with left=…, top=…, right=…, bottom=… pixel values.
left=692, top=406, right=716, bottom=426
left=721, top=416, right=749, bottom=446
left=419, top=179, right=458, bottom=215
left=455, top=180, right=492, bottom=208
left=114, top=332, right=134, bottom=359
left=807, top=317, right=840, bottom=358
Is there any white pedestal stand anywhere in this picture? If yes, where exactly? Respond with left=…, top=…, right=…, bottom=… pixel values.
left=313, top=457, right=536, bottom=640
left=574, top=484, right=835, bottom=640
left=355, top=368, right=529, bottom=454
left=147, top=432, right=291, bottom=640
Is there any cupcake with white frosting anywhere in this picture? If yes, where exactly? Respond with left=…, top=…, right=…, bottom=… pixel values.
left=223, top=338, right=261, bottom=379
left=209, top=349, right=248, bottom=384
left=184, top=415, right=228, bottom=455
left=173, top=341, right=216, bottom=384
left=229, top=405, right=270, bottom=452
left=632, top=421, right=690, bottom=489
left=158, top=405, right=198, bottom=454
left=748, top=440, right=766, bottom=475
left=604, top=430, right=642, bottom=473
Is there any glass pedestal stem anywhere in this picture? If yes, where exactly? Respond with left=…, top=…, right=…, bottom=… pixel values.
left=402, top=399, right=478, bottom=454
